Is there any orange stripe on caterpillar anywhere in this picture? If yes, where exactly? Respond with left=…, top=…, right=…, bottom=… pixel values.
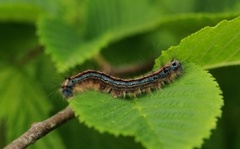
left=61, top=59, right=183, bottom=99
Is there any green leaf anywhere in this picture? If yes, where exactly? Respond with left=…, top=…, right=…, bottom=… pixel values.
left=156, top=15, right=240, bottom=70
left=0, top=67, right=64, bottom=149
left=37, top=0, right=163, bottom=72
left=69, top=62, right=223, bottom=149
left=38, top=18, right=111, bottom=72
left=101, top=13, right=238, bottom=65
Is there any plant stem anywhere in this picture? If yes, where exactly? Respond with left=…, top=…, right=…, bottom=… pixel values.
left=4, top=106, right=75, bottom=149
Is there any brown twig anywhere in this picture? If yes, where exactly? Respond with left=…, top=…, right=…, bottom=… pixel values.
left=107, top=60, right=155, bottom=76
left=94, top=54, right=155, bottom=76
left=4, top=106, right=75, bottom=149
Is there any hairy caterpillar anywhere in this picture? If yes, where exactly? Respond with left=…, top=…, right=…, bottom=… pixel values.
left=61, top=59, right=182, bottom=99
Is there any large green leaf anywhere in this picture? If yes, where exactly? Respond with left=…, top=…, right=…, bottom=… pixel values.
left=0, top=67, right=64, bottom=149
left=69, top=62, right=222, bottom=149
left=66, top=11, right=240, bottom=149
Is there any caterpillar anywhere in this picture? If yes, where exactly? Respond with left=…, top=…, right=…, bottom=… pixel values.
left=61, top=59, right=183, bottom=99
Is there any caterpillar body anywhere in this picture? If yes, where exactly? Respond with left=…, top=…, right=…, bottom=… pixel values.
left=61, top=59, right=183, bottom=99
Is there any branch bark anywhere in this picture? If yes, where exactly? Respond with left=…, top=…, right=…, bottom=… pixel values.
left=4, top=106, right=75, bottom=149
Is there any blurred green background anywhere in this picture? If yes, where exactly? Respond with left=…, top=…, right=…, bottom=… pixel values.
left=0, top=0, right=240, bottom=148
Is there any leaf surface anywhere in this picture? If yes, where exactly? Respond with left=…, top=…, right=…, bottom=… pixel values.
left=69, top=63, right=223, bottom=149
left=156, top=16, right=240, bottom=69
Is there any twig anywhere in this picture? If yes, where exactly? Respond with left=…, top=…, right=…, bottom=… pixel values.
left=93, top=54, right=112, bottom=73
left=94, top=54, right=155, bottom=76
left=4, top=106, right=75, bottom=149
left=108, top=60, right=155, bottom=76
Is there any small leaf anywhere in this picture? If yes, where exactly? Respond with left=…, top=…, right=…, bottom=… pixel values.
left=156, top=15, right=240, bottom=69
left=69, top=62, right=223, bottom=149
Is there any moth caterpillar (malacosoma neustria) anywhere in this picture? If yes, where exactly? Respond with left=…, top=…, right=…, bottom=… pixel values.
left=61, top=59, right=183, bottom=99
